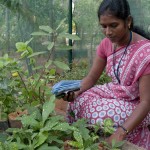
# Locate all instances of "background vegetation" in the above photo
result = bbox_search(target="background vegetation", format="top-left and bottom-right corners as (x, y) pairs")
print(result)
(0, 0), (149, 63)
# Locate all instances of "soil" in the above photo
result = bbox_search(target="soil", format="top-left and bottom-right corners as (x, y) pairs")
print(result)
(55, 99), (68, 117)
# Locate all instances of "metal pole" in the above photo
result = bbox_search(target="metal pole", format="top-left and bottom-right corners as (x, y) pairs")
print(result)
(68, 0), (72, 69)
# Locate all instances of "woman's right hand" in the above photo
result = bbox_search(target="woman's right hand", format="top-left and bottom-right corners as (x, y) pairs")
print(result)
(62, 90), (81, 102)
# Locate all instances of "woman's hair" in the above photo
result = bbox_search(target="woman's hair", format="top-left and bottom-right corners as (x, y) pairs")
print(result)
(98, 0), (150, 40)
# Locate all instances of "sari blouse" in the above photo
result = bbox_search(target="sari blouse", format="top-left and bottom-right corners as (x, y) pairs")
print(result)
(96, 38), (150, 101)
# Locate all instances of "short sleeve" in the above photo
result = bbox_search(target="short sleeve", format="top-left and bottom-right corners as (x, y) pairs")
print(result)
(96, 38), (112, 59)
(143, 63), (150, 76)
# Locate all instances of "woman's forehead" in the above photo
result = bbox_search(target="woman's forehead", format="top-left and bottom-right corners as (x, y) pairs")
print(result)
(100, 14), (123, 24)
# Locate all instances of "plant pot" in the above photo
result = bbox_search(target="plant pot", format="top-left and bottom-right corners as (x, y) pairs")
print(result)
(8, 110), (28, 128)
(0, 120), (9, 131)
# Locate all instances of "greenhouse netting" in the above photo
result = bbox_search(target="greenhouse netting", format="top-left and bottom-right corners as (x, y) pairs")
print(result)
(0, 0), (150, 70)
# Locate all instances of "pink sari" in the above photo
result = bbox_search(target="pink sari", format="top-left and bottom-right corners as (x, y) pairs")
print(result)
(67, 39), (150, 149)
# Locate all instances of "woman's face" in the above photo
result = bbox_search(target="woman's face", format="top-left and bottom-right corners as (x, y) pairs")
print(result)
(100, 13), (129, 45)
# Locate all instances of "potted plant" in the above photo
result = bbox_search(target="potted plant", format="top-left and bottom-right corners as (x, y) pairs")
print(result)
(0, 54), (23, 130)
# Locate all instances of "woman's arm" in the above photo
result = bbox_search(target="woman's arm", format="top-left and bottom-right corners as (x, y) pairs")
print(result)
(63, 55), (106, 101)
(108, 74), (150, 141)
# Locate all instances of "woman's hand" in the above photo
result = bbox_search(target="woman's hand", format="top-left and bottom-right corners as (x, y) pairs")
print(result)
(106, 131), (125, 144)
(98, 128), (126, 150)
(62, 90), (81, 102)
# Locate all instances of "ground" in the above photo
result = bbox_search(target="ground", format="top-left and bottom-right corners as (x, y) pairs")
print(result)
(55, 99), (68, 117)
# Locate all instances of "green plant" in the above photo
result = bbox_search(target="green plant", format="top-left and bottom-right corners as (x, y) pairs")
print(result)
(13, 20), (80, 106)
(102, 139), (124, 150)
(0, 96), (124, 150)
(0, 99), (95, 149)
(56, 60), (111, 85)
(0, 98), (123, 150)
(0, 54), (23, 120)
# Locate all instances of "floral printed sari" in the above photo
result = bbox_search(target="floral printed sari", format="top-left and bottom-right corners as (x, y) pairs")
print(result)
(67, 39), (150, 149)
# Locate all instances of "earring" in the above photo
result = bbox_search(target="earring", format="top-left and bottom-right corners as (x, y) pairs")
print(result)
(128, 24), (131, 29)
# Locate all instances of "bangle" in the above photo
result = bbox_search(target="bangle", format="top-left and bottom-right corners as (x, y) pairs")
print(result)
(119, 125), (129, 134)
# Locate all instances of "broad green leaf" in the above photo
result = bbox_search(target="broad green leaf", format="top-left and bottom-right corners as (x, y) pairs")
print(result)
(47, 134), (64, 144)
(52, 123), (70, 131)
(104, 118), (114, 126)
(34, 131), (49, 148)
(16, 42), (27, 51)
(45, 60), (53, 68)
(56, 45), (72, 50)
(47, 42), (54, 50)
(37, 144), (60, 150)
(68, 126), (79, 132)
(53, 61), (70, 70)
(49, 68), (56, 75)
(20, 113), (39, 128)
(39, 25), (53, 33)
(58, 33), (80, 40)
(42, 100), (55, 124)
(41, 120), (58, 132)
(27, 51), (48, 58)
(67, 141), (81, 148)
(15, 143), (27, 149)
(49, 115), (64, 122)
(104, 126), (114, 135)
(73, 131), (83, 144)
(31, 32), (49, 36)
(8, 142), (19, 150)
(78, 126), (90, 141)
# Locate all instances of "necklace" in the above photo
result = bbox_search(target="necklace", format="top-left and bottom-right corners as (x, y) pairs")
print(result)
(113, 31), (132, 84)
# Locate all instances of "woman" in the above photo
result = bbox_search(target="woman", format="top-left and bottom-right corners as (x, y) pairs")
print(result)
(65, 0), (150, 149)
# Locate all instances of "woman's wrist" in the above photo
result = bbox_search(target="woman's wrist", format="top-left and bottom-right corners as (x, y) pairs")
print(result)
(119, 125), (129, 135)
(115, 127), (127, 139)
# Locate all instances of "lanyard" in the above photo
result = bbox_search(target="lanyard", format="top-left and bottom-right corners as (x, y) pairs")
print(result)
(113, 31), (132, 84)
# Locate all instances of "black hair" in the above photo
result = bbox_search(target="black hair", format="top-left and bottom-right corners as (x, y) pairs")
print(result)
(98, 0), (150, 40)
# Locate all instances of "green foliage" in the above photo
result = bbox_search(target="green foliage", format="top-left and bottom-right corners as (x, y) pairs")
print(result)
(102, 118), (115, 136)
(56, 60), (111, 85)
(0, 100), (122, 150)
(13, 23), (81, 106)
(0, 54), (22, 119)
(0, 20), (81, 120)
(102, 139), (125, 150)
